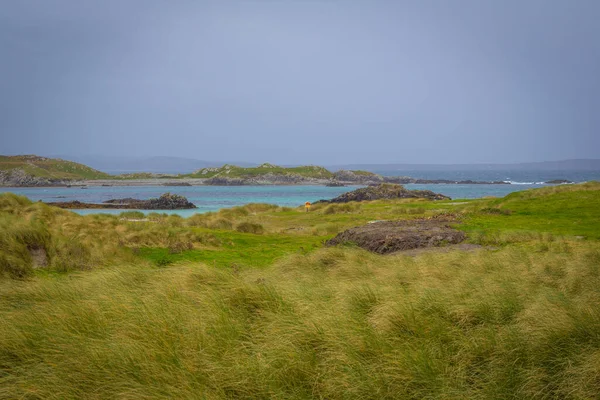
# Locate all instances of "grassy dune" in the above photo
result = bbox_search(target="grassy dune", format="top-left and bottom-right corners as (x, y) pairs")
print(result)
(1, 183), (600, 399)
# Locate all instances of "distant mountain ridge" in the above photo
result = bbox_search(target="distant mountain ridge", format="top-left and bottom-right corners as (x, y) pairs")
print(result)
(328, 159), (600, 172)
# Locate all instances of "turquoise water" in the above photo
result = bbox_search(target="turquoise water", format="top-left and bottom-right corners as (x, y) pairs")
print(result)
(373, 169), (600, 183)
(0, 182), (568, 216)
(1, 186), (359, 217)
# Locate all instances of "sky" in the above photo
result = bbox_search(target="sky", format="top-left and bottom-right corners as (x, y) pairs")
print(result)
(1, 0), (599, 165)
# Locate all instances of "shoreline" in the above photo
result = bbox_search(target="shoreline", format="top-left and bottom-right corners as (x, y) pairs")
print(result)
(0, 179), (575, 188)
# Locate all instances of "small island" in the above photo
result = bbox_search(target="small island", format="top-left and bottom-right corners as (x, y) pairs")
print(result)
(316, 183), (450, 203)
(48, 193), (197, 210)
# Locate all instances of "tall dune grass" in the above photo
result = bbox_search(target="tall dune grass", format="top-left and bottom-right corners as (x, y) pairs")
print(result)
(1, 186), (600, 398)
(1, 243), (599, 398)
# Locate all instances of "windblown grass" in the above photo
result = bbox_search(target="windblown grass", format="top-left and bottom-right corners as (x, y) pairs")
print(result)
(1, 242), (599, 398)
(1, 183), (600, 398)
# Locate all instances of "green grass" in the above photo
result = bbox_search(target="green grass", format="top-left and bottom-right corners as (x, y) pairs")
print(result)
(2, 243), (599, 398)
(187, 163), (334, 179)
(0, 155), (111, 180)
(138, 229), (324, 268)
(1, 155), (387, 183)
(1, 183), (600, 398)
(460, 181), (600, 240)
(345, 169), (378, 176)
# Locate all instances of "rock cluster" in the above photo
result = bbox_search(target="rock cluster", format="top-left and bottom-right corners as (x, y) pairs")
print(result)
(317, 183), (450, 203)
(332, 170), (383, 184)
(326, 219), (466, 254)
(49, 193), (197, 210)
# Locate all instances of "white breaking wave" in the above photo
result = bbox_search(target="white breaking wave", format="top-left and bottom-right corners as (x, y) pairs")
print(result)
(503, 181), (547, 185)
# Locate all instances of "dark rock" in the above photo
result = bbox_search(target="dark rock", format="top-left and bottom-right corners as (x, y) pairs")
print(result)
(332, 170), (383, 184)
(205, 177), (248, 186)
(546, 179), (573, 184)
(49, 193), (197, 210)
(326, 219), (466, 254)
(318, 183), (450, 204)
(163, 182), (192, 186)
(325, 181), (346, 187)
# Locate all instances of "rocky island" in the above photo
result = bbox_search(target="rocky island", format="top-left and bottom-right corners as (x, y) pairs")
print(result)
(316, 183), (450, 203)
(48, 193), (197, 210)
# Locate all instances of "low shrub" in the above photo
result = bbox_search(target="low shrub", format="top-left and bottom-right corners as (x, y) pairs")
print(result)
(51, 237), (92, 272)
(147, 212), (168, 222)
(0, 215), (51, 278)
(243, 203), (279, 213)
(209, 218), (233, 230)
(166, 214), (184, 227)
(119, 211), (145, 219)
(323, 203), (360, 215)
(220, 207), (250, 218)
(0, 193), (31, 212)
(186, 214), (209, 227)
(236, 222), (265, 234)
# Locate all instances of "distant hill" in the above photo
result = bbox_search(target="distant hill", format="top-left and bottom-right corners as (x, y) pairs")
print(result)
(187, 163), (334, 180)
(0, 155), (111, 185)
(329, 159), (600, 172)
(53, 155), (256, 174)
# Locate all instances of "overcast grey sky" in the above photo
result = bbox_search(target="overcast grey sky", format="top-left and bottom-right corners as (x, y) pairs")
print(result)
(1, 0), (599, 164)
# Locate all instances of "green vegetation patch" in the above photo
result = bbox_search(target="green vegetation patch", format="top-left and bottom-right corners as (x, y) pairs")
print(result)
(1, 183), (600, 398)
(460, 181), (600, 240)
(187, 163), (333, 179)
(138, 229), (324, 268)
(0, 155), (111, 180)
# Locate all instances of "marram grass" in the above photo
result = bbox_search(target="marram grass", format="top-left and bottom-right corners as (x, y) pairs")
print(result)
(0, 183), (599, 399)
(1, 244), (599, 399)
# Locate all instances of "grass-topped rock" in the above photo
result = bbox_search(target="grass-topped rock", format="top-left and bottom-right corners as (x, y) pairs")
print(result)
(319, 183), (450, 203)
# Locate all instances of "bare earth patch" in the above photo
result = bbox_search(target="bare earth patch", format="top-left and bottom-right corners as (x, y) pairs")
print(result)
(326, 219), (467, 254)
(29, 247), (48, 268)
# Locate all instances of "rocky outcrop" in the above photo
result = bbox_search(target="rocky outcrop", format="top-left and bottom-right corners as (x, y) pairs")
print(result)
(204, 170), (391, 186)
(205, 173), (326, 186)
(325, 181), (346, 187)
(49, 193), (197, 210)
(332, 170), (383, 184)
(545, 179), (573, 184)
(326, 219), (466, 254)
(163, 182), (192, 186)
(317, 183), (450, 203)
(0, 168), (71, 187)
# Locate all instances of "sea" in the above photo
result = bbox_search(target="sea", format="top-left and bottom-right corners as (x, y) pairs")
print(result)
(2, 170), (598, 217)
